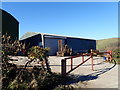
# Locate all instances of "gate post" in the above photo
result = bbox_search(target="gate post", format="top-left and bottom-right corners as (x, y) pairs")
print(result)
(109, 50), (113, 60)
(61, 59), (66, 76)
(91, 53), (94, 71)
(82, 55), (84, 63)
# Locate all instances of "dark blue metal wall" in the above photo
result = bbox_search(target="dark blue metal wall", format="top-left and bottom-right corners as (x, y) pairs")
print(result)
(44, 37), (65, 55)
(20, 33), (96, 55)
(66, 37), (96, 53)
(20, 34), (42, 48)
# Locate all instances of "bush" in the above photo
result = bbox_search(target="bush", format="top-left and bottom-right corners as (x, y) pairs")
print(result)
(4, 67), (74, 90)
(2, 34), (26, 56)
(112, 48), (120, 64)
(54, 85), (74, 90)
(113, 48), (120, 58)
(1, 34), (75, 90)
(27, 46), (51, 73)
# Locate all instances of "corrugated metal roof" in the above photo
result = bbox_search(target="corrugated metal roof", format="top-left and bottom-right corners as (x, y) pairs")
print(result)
(20, 32), (96, 41)
(20, 32), (39, 40)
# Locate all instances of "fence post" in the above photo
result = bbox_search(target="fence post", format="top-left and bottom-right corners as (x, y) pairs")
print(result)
(61, 59), (66, 76)
(91, 53), (94, 71)
(107, 50), (113, 62)
(82, 55), (84, 63)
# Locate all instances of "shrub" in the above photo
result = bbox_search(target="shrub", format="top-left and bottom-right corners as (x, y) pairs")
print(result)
(1, 34), (75, 90)
(2, 34), (26, 56)
(27, 46), (51, 73)
(112, 48), (120, 64)
(113, 48), (120, 58)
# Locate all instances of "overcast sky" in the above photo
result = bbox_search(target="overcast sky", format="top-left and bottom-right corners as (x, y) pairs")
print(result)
(2, 2), (118, 40)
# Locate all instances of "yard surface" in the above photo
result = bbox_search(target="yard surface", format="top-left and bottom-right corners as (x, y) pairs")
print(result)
(10, 56), (118, 88)
(48, 56), (118, 88)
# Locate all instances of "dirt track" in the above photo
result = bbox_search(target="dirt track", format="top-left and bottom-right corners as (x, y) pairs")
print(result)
(48, 56), (118, 88)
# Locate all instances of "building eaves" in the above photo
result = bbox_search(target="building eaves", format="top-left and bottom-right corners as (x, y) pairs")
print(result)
(20, 32), (96, 41)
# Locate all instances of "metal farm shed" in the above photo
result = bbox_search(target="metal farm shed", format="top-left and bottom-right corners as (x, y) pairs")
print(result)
(1, 9), (19, 40)
(20, 32), (96, 55)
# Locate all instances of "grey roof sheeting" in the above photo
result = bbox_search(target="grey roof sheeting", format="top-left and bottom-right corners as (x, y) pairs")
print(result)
(20, 32), (96, 41)
(20, 32), (39, 40)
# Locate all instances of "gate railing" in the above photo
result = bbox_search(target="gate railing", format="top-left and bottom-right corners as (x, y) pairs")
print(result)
(61, 50), (112, 76)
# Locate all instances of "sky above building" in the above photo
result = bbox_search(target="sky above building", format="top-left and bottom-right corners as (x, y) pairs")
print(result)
(2, 2), (118, 40)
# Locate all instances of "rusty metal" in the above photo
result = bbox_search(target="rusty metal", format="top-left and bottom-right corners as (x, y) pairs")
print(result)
(61, 50), (113, 76)
(82, 55), (84, 63)
(66, 56), (92, 75)
(91, 53), (94, 71)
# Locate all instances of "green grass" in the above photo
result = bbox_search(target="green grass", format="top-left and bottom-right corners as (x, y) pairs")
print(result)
(97, 38), (119, 50)
(97, 38), (120, 64)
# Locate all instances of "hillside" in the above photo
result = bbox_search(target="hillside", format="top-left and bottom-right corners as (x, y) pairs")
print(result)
(97, 38), (119, 50)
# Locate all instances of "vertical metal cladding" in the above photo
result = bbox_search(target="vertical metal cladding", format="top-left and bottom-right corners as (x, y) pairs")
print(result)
(1, 9), (19, 40)
(20, 34), (42, 49)
(66, 37), (96, 53)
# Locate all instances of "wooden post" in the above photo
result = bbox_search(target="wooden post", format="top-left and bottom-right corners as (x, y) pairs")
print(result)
(91, 53), (94, 71)
(82, 55), (84, 63)
(61, 59), (66, 76)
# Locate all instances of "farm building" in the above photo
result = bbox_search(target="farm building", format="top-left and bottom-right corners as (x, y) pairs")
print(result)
(20, 32), (96, 55)
(0, 9), (19, 40)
